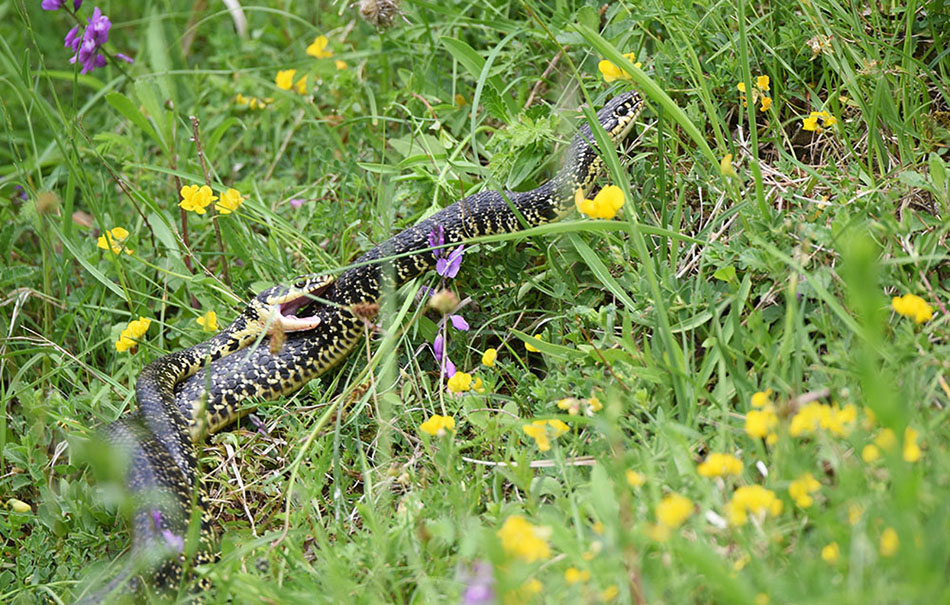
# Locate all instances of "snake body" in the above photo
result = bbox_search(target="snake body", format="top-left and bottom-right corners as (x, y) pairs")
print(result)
(89, 91), (643, 599)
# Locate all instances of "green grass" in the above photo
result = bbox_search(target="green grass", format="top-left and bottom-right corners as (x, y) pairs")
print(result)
(2, 0), (950, 602)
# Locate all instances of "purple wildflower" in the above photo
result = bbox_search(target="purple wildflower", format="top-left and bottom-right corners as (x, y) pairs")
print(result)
(151, 508), (162, 528)
(460, 561), (495, 605)
(449, 314), (469, 331)
(432, 334), (456, 377)
(428, 224), (445, 250)
(161, 528), (185, 552)
(436, 245), (464, 278)
(73, 0), (82, 9)
(289, 198), (306, 209)
(64, 7), (123, 74)
(41, 0), (65, 10)
(12, 186), (28, 202)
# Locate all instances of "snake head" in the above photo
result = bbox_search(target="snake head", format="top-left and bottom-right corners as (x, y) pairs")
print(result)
(598, 91), (643, 144)
(253, 273), (335, 333)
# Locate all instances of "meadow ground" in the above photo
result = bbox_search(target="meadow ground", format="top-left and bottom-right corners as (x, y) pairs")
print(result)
(1, 0), (949, 603)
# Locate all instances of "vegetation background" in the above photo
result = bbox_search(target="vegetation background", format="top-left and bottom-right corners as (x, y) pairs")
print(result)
(1, 0), (949, 602)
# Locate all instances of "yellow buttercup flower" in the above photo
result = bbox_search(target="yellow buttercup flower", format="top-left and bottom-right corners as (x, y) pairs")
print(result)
(751, 389), (773, 408)
(524, 334), (544, 352)
(656, 492), (693, 528)
(598, 52), (642, 82)
(575, 185), (625, 219)
(903, 427), (921, 462)
(759, 96), (772, 112)
(335, 60), (347, 70)
(789, 402), (857, 437)
(891, 293), (933, 324)
(215, 188), (244, 214)
(720, 153), (737, 177)
(821, 542), (840, 564)
(295, 75), (308, 95)
(788, 473), (821, 508)
(725, 485), (782, 526)
(625, 469), (646, 487)
(879, 527), (899, 557)
(481, 348), (497, 367)
(745, 407), (778, 442)
(862, 444), (880, 462)
(497, 515), (551, 562)
(196, 311), (218, 333)
(179, 184), (216, 215)
(115, 316), (151, 352)
(419, 414), (456, 436)
(306, 35), (333, 59)
(522, 419), (569, 452)
(275, 69), (297, 90)
(874, 428), (897, 451)
(756, 75), (770, 91)
(802, 111), (836, 132)
(97, 226), (133, 255)
(697, 453), (744, 478)
(446, 371), (473, 393)
(564, 567), (591, 584)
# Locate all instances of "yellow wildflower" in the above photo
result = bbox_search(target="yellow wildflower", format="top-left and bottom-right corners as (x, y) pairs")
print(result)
(497, 515), (551, 562)
(215, 188), (244, 214)
(879, 527), (899, 557)
(601, 585), (620, 601)
(575, 185), (625, 220)
(196, 311), (218, 332)
(335, 60), (347, 70)
(115, 316), (151, 352)
(598, 52), (642, 82)
(891, 293), (933, 324)
(625, 469), (646, 487)
(295, 75), (308, 95)
(720, 153), (736, 177)
(903, 427), (921, 462)
(523, 578), (542, 595)
(454, 94), (466, 107)
(802, 111), (836, 132)
(419, 414), (456, 436)
(564, 567), (591, 584)
(788, 473), (821, 508)
(862, 444), (880, 463)
(789, 402), (857, 437)
(847, 504), (863, 526)
(522, 419), (568, 452)
(524, 334), (544, 352)
(472, 376), (485, 394)
(447, 371), (473, 393)
(481, 348), (497, 367)
(697, 453), (744, 478)
(179, 184), (216, 215)
(751, 389), (773, 408)
(656, 492), (693, 528)
(235, 94), (271, 110)
(821, 542), (840, 564)
(275, 69), (297, 90)
(759, 96), (772, 112)
(756, 75), (770, 91)
(725, 485), (783, 526)
(306, 35), (333, 59)
(745, 407), (778, 442)
(874, 428), (897, 450)
(737, 81), (747, 93)
(557, 397), (581, 415)
(97, 226), (133, 255)
(587, 395), (603, 413)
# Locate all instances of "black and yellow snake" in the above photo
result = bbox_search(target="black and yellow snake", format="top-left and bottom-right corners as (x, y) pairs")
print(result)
(86, 91), (643, 600)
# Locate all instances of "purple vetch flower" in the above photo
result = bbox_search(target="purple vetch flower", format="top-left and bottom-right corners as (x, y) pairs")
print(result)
(41, 0), (65, 10)
(449, 314), (469, 331)
(289, 198), (306, 209)
(432, 333), (456, 377)
(12, 186), (28, 202)
(162, 528), (185, 552)
(460, 561), (495, 605)
(62, 6), (127, 74)
(436, 245), (464, 278)
(428, 224), (445, 250)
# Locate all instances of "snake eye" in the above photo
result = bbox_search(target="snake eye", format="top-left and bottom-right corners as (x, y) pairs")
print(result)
(293, 277), (308, 289)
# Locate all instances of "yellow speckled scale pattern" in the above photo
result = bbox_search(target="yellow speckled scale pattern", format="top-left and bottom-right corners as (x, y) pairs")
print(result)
(91, 92), (643, 601)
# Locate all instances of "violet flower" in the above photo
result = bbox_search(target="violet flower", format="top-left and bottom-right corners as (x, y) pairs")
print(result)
(63, 6), (128, 74)
(432, 333), (456, 377)
(289, 198), (306, 209)
(460, 561), (495, 605)
(436, 245), (464, 278)
(449, 314), (469, 331)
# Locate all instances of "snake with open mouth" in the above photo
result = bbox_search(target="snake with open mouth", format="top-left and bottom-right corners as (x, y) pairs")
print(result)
(84, 91), (644, 600)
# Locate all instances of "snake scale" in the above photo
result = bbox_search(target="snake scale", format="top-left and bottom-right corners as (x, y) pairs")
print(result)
(85, 91), (643, 600)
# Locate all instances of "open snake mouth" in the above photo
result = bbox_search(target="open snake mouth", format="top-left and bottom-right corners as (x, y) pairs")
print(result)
(276, 282), (332, 332)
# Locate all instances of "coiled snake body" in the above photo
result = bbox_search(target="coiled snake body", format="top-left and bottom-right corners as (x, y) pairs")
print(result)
(88, 91), (643, 600)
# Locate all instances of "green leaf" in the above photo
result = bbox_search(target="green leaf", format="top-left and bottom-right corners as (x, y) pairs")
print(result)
(929, 152), (946, 198)
(568, 234), (638, 310)
(105, 92), (164, 152)
(713, 265), (737, 282)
